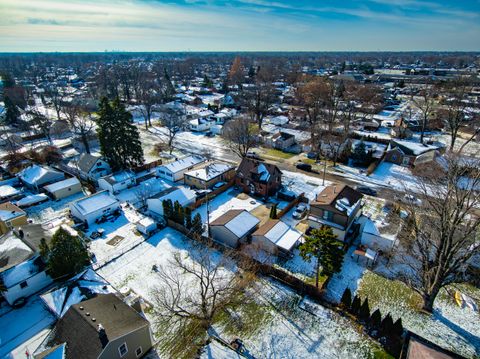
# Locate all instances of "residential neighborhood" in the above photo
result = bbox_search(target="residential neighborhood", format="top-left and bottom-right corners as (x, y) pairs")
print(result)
(1, 4), (480, 358)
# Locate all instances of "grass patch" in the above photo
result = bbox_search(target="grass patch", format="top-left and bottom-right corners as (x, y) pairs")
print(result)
(263, 148), (295, 159)
(357, 271), (422, 311)
(304, 273), (329, 288)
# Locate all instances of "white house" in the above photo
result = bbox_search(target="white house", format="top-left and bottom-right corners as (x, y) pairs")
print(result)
(98, 171), (136, 195)
(252, 219), (302, 256)
(0, 225), (54, 306)
(44, 177), (83, 200)
(76, 153), (112, 181)
(210, 209), (260, 248)
(17, 165), (65, 190)
(189, 118), (213, 132)
(156, 155), (206, 182)
(69, 191), (120, 225)
(147, 187), (196, 218)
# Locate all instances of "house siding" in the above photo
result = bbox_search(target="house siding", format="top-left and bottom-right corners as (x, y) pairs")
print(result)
(0, 215), (28, 235)
(99, 326), (153, 359)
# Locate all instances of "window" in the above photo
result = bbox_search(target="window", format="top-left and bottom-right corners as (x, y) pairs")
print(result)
(135, 347), (143, 357)
(118, 343), (128, 357)
(20, 281), (28, 289)
(322, 211), (333, 221)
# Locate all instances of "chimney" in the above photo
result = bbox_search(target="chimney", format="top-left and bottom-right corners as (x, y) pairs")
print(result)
(97, 324), (109, 348)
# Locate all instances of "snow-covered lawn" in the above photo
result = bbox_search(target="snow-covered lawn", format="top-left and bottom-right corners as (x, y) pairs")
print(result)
(0, 297), (55, 358)
(24, 191), (86, 224)
(370, 162), (419, 192)
(281, 170), (331, 201)
(193, 189), (262, 223)
(114, 177), (172, 206)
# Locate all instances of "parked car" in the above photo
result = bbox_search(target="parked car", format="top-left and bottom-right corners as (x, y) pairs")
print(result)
(292, 203), (308, 219)
(395, 194), (422, 206)
(296, 162), (312, 172)
(355, 185), (377, 196)
(246, 151), (262, 160)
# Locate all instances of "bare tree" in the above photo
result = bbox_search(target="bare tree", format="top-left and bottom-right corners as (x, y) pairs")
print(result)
(151, 247), (254, 355)
(44, 86), (64, 121)
(134, 182), (154, 209)
(398, 153), (480, 312)
(161, 106), (187, 155)
(296, 76), (327, 144)
(410, 84), (438, 144)
(27, 109), (53, 144)
(62, 104), (94, 154)
(222, 116), (258, 158)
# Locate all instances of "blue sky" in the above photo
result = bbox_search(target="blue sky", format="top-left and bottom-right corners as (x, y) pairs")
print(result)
(0, 0), (479, 52)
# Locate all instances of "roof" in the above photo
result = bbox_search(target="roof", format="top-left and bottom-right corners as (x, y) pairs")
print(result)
(236, 158), (281, 183)
(150, 186), (196, 204)
(402, 331), (465, 359)
(0, 232), (34, 274)
(77, 153), (102, 173)
(100, 171), (135, 185)
(44, 177), (81, 193)
(35, 343), (66, 359)
(41, 293), (149, 359)
(15, 224), (53, 253)
(184, 162), (234, 181)
(70, 191), (119, 216)
(17, 165), (64, 186)
(253, 219), (302, 251)
(160, 155), (205, 174)
(211, 209), (259, 238)
(0, 184), (21, 199)
(0, 202), (26, 222)
(390, 139), (441, 156)
(313, 184), (363, 216)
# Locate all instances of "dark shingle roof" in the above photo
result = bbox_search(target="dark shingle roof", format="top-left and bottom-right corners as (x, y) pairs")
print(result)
(210, 209), (244, 226)
(314, 184), (362, 207)
(43, 294), (149, 359)
(78, 154), (101, 174)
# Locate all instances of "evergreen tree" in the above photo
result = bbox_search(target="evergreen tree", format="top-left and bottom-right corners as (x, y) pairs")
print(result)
(370, 309), (382, 331)
(299, 226), (344, 287)
(184, 206), (192, 228)
(44, 227), (90, 280)
(191, 213), (204, 237)
(352, 140), (373, 167)
(350, 295), (361, 315)
(380, 313), (394, 337)
(202, 75), (213, 88)
(340, 287), (352, 310)
(359, 297), (371, 322)
(162, 199), (173, 220)
(4, 96), (20, 125)
(172, 200), (185, 225)
(163, 68), (176, 99)
(97, 97), (144, 171)
(392, 318), (404, 338)
(269, 204), (277, 219)
(39, 238), (50, 258)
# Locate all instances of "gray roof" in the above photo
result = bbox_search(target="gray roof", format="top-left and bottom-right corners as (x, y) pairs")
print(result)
(78, 153), (102, 174)
(42, 294), (149, 359)
(0, 232), (34, 273)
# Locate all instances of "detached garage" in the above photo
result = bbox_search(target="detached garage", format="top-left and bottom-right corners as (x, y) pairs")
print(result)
(44, 177), (83, 200)
(210, 209), (260, 248)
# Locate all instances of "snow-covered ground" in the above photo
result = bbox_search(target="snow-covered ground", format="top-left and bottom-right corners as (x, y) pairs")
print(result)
(0, 297), (55, 358)
(281, 170), (331, 201)
(24, 191), (86, 223)
(115, 177), (172, 206)
(370, 162), (419, 192)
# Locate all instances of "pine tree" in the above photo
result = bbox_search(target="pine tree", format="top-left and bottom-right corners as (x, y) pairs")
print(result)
(172, 200), (184, 225)
(392, 318), (404, 338)
(269, 204), (277, 219)
(340, 287), (352, 310)
(350, 295), (361, 315)
(184, 206), (192, 228)
(162, 199), (173, 220)
(359, 298), (371, 322)
(369, 309), (382, 331)
(4, 96), (20, 125)
(191, 213), (204, 237)
(39, 238), (50, 258)
(45, 227), (90, 280)
(97, 97), (144, 171)
(380, 313), (394, 337)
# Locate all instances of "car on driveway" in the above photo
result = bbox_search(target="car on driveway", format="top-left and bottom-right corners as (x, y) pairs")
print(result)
(296, 162), (312, 172)
(355, 185), (377, 196)
(292, 203), (308, 219)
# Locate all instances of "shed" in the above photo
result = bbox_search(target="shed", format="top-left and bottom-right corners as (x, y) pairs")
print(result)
(210, 209), (260, 248)
(44, 177), (83, 200)
(69, 191), (120, 225)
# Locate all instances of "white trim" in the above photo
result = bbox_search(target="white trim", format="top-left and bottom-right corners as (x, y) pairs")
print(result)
(118, 342), (128, 357)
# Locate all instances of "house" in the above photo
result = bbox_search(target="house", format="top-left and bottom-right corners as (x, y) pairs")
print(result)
(308, 184), (363, 241)
(76, 153), (112, 181)
(69, 191), (120, 225)
(210, 209), (260, 248)
(34, 293), (153, 359)
(146, 187), (196, 218)
(189, 118), (213, 132)
(0, 184), (22, 203)
(400, 331), (465, 359)
(17, 165), (65, 190)
(184, 162), (235, 189)
(0, 225), (53, 305)
(384, 139), (444, 167)
(272, 131), (296, 151)
(44, 177), (83, 200)
(98, 171), (136, 195)
(0, 202), (27, 235)
(156, 155), (206, 182)
(235, 158), (282, 198)
(252, 219), (302, 256)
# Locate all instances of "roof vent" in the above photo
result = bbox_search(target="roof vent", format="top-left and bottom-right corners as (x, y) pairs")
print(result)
(91, 317), (96, 322)
(86, 312), (90, 316)
(79, 306), (84, 310)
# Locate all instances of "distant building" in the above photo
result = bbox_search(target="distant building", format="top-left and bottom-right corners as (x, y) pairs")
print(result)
(17, 165), (65, 191)
(35, 293), (154, 359)
(384, 139), (444, 167)
(146, 187), (196, 218)
(156, 155), (205, 182)
(98, 171), (136, 195)
(76, 154), (112, 181)
(44, 177), (83, 200)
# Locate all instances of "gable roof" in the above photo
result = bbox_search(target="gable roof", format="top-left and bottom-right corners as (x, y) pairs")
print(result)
(236, 158), (281, 183)
(390, 140), (441, 156)
(77, 154), (102, 174)
(160, 155), (205, 174)
(0, 202), (26, 222)
(42, 294), (149, 359)
(70, 191), (119, 216)
(44, 177), (81, 193)
(211, 209), (259, 238)
(313, 184), (363, 215)
(253, 219), (302, 251)
(17, 165), (64, 186)
(0, 232), (34, 274)
(184, 162), (234, 181)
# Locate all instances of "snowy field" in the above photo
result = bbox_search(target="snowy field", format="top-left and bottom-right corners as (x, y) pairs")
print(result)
(0, 297), (55, 358)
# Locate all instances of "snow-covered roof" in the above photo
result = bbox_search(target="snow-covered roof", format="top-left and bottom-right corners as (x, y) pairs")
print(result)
(256, 164), (271, 182)
(151, 186), (196, 205)
(2, 257), (39, 288)
(44, 177), (80, 193)
(212, 210), (259, 238)
(160, 155), (205, 174)
(261, 220), (302, 251)
(17, 165), (64, 186)
(0, 185), (21, 198)
(184, 162), (233, 181)
(391, 139), (441, 156)
(0, 232), (33, 274)
(16, 193), (49, 207)
(101, 171), (135, 185)
(70, 191), (119, 215)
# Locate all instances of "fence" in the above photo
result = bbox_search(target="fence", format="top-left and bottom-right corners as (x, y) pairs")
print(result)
(277, 193), (305, 219)
(188, 179), (235, 210)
